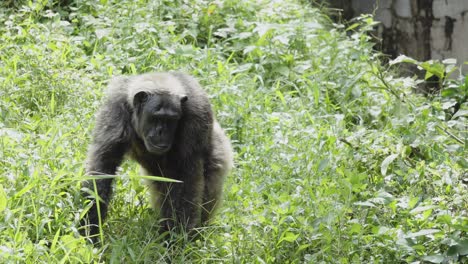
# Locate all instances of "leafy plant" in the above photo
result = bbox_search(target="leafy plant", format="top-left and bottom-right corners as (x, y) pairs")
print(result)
(0, 0), (466, 263)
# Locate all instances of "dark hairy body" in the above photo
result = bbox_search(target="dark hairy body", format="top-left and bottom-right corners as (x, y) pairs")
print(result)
(81, 72), (233, 238)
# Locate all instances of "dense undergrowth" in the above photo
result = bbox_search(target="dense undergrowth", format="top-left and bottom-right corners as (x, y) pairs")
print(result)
(0, 0), (466, 263)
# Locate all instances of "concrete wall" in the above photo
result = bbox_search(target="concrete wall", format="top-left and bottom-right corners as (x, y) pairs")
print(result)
(324, 0), (468, 72)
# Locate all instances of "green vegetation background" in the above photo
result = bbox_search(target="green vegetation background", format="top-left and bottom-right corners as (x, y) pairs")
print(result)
(0, 0), (466, 263)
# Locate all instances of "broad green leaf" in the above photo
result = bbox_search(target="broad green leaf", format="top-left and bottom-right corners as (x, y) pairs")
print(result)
(410, 205), (436, 214)
(277, 232), (299, 245)
(274, 66), (290, 77)
(354, 201), (375, 207)
(458, 240), (468, 256)
(318, 158), (329, 172)
(381, 154), (398, 176)
(389, 55), (417, 65)
(424, 71), (434, 80)
(405, 229), (440, 238)
(441, 87), (458, 97)
(442, 58), (457, 64)
(421, 255), (444, 263)
(452, 109), (468, 119)
(442, 100), (457, 110)
(420, 61), (445, 79)
(447, 245), (458, 257)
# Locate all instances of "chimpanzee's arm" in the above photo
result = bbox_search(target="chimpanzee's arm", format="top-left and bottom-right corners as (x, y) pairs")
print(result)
(80, 94), (132, 239)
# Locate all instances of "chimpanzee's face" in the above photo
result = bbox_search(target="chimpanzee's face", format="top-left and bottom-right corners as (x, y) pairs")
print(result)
(133, 92), (187, 154)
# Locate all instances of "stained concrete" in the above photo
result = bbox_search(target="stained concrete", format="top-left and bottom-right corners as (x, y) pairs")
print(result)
(323, 0), (468, 73)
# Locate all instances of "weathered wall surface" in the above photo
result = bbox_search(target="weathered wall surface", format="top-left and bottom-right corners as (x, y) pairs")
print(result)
(431, 0), (468, 62)
(324, 0), (468, 71)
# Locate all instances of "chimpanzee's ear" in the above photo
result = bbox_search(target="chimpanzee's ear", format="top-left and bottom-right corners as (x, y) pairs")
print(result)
(180, 95), (188, 103)
(133, 91), (149, 108)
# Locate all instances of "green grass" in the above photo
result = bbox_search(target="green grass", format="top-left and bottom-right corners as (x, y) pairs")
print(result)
(0, 0), (467, 263)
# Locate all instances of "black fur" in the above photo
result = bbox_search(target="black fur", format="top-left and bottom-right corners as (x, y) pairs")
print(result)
(80, 72), (233, 239)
